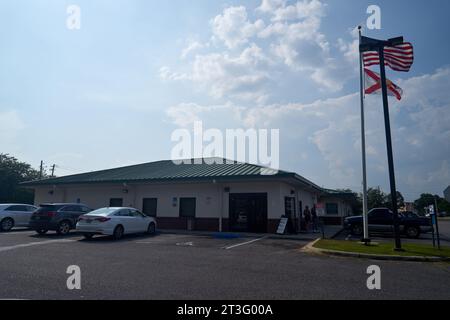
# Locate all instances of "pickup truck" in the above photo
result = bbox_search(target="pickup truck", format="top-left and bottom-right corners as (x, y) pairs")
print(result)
(344, 208), (433, 239)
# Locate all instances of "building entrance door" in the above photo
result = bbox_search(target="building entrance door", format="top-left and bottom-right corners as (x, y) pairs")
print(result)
(229, 193), (268, 233)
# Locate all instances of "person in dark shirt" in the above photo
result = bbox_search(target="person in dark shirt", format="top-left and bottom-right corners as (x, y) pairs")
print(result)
(303, 206), (311, 232)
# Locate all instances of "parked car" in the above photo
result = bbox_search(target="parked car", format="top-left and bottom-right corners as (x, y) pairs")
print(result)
(29, 203), (92, 235)
(402, 211), (421, 219)
(344, 208), (433, 239)
(76, 207), (157, 240)
(0, 204), (38, 231)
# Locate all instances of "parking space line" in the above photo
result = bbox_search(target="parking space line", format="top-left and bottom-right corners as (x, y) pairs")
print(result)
(0, 231), (35, 236)
(223, 236), (267, 250)
(0, 239), (75, 253)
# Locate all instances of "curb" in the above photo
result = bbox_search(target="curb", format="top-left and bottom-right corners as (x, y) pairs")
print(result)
(330, 227), (345, 239)
(159, 230), (317, 242)
(302, 239), (450, 262)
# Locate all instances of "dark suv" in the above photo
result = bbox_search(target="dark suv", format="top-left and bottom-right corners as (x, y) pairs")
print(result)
(344, 208), (433, 239)
(30, 203), (92, 235)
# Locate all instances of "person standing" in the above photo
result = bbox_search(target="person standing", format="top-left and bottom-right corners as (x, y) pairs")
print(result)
(303, 206), (311, 232)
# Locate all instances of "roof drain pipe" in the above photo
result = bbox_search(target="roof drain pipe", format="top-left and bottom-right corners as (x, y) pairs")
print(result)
(214, 179), (223, 233)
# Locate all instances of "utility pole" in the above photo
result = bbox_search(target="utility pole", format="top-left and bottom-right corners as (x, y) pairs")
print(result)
(39, 160), (44, 179)
(434, 196), (441, 250)
(51, 164), (56, 177)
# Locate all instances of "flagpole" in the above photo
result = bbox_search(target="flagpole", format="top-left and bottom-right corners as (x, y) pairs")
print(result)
(378, 46), (403, 251)
(358, 26), (370, 244)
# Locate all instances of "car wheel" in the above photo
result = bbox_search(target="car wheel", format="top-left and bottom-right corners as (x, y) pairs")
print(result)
(351, 224), (363, 236)
(0, 218), (14, 232)
(36, 229), (48, 235)
(113, 225), (124, 240)
(147, 222), (156, 235)
(405, 226), (420, 239)
(56, 221), (71, 235)
(83, 233), (94, 240)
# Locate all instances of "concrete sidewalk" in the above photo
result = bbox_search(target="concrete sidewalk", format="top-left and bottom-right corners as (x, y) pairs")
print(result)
(159, 225), (343, 241)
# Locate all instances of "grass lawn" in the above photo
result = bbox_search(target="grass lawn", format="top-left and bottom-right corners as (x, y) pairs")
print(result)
(314, 239), (450, 258)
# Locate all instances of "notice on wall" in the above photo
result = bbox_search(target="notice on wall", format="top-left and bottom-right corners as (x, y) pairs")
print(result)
(316, 202), (325, 216)
(276, 217), (288, 234)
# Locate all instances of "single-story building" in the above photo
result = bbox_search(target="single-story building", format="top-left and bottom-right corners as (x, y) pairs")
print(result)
(21, 158), (356, 233)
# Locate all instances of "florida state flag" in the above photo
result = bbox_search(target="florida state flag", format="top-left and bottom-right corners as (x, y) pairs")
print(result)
(364, 68), (403, 100)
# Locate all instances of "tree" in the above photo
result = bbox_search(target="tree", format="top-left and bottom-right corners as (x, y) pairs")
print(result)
(384, 191), (405, 210)
(367, 187), (386, 209)
(437, 197), (450, 213)
(0, 154), (43, 204)
(414, 193), (450, 214)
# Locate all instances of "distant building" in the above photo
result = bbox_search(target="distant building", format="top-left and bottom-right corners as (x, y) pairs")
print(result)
(400, 202), (416, 213)
(444, 186), (450, 202)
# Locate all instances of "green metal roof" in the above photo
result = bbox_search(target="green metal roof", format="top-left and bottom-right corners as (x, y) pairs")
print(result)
(21, 158), (322, 190)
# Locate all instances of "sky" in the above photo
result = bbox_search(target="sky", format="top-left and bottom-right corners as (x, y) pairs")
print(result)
(1, 0), (449, 201)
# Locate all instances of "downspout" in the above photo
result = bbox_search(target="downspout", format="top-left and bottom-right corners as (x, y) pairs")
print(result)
(215, 180), (223, 232)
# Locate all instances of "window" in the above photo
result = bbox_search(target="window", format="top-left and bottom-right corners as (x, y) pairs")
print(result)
(370, 209), (392, 219)
(142, 198), (157, 217)
(5, 205), (28, 212)
(179, 198), (196, 218)
(326, 203), (339, 215)
(80, 206), (91, 213)
(131, 210), (145, 218)
(61, 206), (82, 212)
(109, 198), (123, 207)
(115, 209), (131, 217)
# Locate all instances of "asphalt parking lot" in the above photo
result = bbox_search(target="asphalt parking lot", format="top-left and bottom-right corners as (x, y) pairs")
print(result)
(0, 229), (449, 300)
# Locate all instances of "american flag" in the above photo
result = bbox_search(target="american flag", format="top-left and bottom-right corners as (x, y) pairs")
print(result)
(363, 42), (414, 72)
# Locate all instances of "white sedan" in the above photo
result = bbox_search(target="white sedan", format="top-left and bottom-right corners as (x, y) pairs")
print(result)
(76, 207), (157, 240)
(0, 204), (38, 231)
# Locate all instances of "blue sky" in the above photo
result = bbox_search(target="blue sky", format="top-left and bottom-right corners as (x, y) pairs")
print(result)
(1, 0), (449, 201)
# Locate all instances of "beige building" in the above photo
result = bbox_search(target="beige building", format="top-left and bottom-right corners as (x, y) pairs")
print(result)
(23, 158), (355, 233)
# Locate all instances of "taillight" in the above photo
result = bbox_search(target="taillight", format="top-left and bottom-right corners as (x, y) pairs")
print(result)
(96, 217), (111, 223)
(47, 211), (56, 217)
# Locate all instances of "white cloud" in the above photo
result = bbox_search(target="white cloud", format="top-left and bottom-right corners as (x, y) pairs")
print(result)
(166, 67), (450, 199)
(270, 0), (326, 22)
(181, 40), (205, 59)
(159, 66), (188, 81)
(257, 0), (286, 13)
(161, 0), (359, 100)
(211, 6), (265, 49)
(161, 43), (272, 103)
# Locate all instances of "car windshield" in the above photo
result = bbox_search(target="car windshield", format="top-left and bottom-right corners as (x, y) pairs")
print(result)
(85, 208), (118, 216)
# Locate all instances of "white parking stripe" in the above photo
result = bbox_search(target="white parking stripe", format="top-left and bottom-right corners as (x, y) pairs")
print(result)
(223, 236), (267, 250)
(0, 239), (75, 253)
(0, 231), (34, 235)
